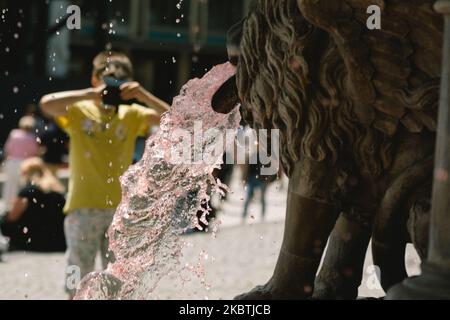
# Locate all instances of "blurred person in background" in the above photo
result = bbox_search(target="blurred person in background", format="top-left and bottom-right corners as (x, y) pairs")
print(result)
(39, 121), (69, 174)
(25, 103), (68, 173)
(39, 51), (169, 298)
(241, 161), (276, 224)
(0, 157), (66, 252)
(1, 116), (41, 211)
(240, 125), (278, 223)
(24, 103), (46, 136)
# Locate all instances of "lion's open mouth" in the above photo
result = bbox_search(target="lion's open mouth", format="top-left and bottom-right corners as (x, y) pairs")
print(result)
(211, 19), (244, 114)
(211, 75), (239, 114)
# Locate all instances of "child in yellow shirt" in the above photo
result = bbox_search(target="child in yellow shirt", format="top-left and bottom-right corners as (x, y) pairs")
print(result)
(40, 51), (169, 298)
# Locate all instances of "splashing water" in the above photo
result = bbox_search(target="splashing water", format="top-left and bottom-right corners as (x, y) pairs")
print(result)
(74, 62), (240, 300)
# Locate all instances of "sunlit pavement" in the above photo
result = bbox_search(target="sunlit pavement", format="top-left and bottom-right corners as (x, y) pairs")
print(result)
(0, 168), (420, 300)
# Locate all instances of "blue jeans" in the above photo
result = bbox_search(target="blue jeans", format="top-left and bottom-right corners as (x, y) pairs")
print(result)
(242, 176), (267, 220)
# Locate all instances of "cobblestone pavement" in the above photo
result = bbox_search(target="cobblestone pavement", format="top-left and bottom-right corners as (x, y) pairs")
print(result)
(0, 169), (420, 300)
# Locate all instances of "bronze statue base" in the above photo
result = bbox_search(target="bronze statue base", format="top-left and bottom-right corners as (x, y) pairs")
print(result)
(386, 263), (450, 300)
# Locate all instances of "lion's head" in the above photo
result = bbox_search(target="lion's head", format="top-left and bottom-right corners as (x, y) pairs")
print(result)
(235, 0), (392, 177)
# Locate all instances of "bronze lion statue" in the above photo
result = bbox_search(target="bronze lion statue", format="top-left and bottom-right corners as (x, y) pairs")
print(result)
(213, 0), (442, 299)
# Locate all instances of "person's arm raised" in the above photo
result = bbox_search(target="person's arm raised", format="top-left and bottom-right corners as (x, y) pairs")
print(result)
(40, 86), (104, 118)
(120, 82), (170, 116)
(6, 197), (28, 223)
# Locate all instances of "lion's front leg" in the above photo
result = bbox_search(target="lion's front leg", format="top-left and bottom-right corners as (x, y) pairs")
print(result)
(313, 213), (372, 299)
(235, 160), (341, 300)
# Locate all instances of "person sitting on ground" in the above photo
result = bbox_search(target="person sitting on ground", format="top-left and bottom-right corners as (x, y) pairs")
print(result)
(0, 157), (66, 252)
(1, 116), (41, 211)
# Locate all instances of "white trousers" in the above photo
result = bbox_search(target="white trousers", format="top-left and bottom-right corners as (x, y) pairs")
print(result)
(1, 159), (23, 211)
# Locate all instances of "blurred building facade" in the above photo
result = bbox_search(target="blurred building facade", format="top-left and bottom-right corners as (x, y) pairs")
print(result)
(0, 0), (251, 153)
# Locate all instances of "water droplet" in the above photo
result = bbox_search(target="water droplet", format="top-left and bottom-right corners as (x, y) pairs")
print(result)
(73, 62), (239, 300)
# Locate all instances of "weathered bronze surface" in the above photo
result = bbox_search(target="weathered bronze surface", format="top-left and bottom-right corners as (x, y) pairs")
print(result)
(387, 0), (450, 299)
(213, 0), (447, 299)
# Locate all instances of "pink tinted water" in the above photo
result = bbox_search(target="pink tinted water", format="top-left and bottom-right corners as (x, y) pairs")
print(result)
(74, 62), (240, 299)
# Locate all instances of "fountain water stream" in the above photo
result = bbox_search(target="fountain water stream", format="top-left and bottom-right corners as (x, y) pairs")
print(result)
(74, 62), (240, 300)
